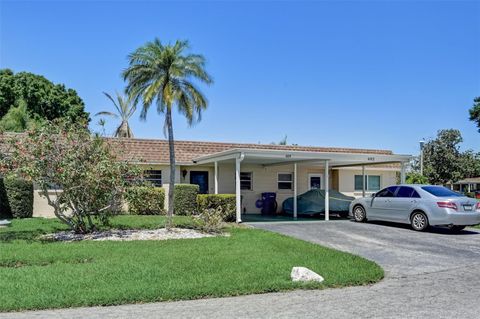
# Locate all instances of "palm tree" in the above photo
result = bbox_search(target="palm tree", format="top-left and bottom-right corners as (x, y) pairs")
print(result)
(123, 39), (213, 227)
(95, 92), (136, 138)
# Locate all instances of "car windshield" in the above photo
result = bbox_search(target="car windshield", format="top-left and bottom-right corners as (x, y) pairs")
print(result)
(421, 186), (463, 197)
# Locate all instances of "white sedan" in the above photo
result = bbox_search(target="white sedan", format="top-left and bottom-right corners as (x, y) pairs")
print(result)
(349, 185), (480, 232)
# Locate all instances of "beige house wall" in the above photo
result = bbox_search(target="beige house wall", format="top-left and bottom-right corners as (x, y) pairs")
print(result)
(32, 163), (399, 217)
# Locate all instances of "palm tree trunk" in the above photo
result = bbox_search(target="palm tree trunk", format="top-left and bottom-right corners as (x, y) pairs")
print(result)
(166, 107), (175, 229)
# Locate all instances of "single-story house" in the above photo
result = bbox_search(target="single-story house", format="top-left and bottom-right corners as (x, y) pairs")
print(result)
(448, 177), (480, 193)
(29, 137), (411, 221)
(109, 138), (411, 222)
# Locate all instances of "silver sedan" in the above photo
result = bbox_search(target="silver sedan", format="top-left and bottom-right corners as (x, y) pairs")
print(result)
(349, 184), (480, 232)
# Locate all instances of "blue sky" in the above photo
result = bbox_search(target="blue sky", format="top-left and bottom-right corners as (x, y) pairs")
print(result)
(1, 0), (479, 155)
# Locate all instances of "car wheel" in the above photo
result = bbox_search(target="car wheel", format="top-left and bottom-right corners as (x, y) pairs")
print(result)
(353, 205), (366, 222)
(411, 211), (428, 231)
(447, 225), (466, 233)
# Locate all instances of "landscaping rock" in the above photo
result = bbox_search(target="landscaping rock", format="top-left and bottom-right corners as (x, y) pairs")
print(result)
(0, 219), (11, 228)
(41, 228), (228, 242)
(291, 267), (324, 283)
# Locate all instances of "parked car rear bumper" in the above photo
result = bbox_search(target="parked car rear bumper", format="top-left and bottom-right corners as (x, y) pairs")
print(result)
(433, 212), (480, 226)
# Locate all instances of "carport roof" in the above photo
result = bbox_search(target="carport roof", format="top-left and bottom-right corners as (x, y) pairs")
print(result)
(193, 148), (411, 167)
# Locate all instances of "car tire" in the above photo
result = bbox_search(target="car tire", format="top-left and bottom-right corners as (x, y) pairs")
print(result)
(353, 205), (367, 222)
(447, 225), (466, 233)
(410, 211), (429, 231)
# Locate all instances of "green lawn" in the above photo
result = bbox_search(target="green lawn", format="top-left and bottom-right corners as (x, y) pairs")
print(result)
(0, 216), (383, 312)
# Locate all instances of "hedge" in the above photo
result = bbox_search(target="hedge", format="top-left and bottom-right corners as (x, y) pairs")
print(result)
(125, 186), (165, 215)
(174, 184), (199, 215)
(0, 177), (34, 218)
(197, 194), (236, 222)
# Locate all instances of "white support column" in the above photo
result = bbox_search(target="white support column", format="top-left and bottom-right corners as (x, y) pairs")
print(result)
(214, 161), (218, 194)
(400, 162), (406, 184)
(362, 165), (366, 198)
(235, 153), (244, 223)
(325, 160), (329, 221)
(293, 162), (297, 220)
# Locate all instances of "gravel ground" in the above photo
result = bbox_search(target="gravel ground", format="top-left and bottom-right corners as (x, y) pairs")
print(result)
(41, 228), (218, 242)
(3, 220), (480, 319)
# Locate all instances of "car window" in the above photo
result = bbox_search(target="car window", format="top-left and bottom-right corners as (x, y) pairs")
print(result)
(376, 186), (397, 198)
(396, 186), (415, 198)
(421, 186), (463, 197)
(411, 190), (421, 198)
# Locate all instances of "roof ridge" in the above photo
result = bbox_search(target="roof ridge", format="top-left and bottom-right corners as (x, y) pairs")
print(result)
(103, 137), (393, 154)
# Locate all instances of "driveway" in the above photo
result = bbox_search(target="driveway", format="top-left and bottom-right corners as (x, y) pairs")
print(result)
(2, 221), (480, 319)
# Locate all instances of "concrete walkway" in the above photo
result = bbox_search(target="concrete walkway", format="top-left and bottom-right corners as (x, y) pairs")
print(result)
(2, 221), (480, 319)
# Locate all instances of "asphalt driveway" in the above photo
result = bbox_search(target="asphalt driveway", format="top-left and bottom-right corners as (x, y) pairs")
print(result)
(2, 221), (480, 319)
(254, 220), (480, 278)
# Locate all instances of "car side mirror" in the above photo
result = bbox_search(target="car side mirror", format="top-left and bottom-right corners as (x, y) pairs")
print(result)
(371, 193), (375, 198)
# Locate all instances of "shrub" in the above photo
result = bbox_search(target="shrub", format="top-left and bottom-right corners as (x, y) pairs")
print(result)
(1, 120), (139, 233)
(1, 177), (33, 218)
(464, 192), (475, 198)
(195, 206), (227, 233)
(197, 194), (236, 222)
(125, 186), (165, 215)
(173, 184), (199, 215)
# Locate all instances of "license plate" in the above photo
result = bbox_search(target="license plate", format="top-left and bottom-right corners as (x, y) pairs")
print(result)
(463, 205), (473, 211)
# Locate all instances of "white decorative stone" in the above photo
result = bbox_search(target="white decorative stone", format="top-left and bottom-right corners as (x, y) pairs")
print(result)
(291, 267), (324, 283)
(41, 228), (229, 242)
(0, 219), (11, 227)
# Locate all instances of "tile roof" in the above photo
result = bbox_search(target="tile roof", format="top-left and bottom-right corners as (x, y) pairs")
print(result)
(105, 137), (394, 165)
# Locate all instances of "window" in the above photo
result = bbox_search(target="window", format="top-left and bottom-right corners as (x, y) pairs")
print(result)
(278, 173), (293, 190)
(376, 186), (398, 198)
(396, 186), (416, 198)
(421, 186), (462, 197)
(144, 170), (162, 187)
(240, 172), (252, 190)
(367, 176), (381, 191)
(354, 175), (381, 191)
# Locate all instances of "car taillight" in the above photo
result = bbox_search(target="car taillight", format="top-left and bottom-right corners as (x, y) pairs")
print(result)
(476, 202), (480, 211)
(437, 201), (458, 211)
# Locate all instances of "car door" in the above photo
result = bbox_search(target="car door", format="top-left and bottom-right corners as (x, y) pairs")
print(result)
(369, 186), (398, 221)
(389, 186), (418, 223)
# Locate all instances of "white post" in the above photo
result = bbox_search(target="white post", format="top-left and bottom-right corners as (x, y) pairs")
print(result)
(293, 162), (297, 220)
(362, 165), (366, 197)
(214, 161), (218, 195)
(400, 162), (406, 184)
(235, 154), (244, 223)
(325, 160), (329, 221)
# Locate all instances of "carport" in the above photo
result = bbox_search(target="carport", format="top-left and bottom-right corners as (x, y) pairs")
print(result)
(193, 148), (411, 223)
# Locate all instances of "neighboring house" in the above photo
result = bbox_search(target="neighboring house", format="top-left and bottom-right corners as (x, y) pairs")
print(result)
(448, 177), (480, 193)
(18, 137), (411, 220)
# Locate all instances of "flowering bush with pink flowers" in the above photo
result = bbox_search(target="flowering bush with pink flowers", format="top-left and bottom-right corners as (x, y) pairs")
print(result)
(1, 120), (139, 233)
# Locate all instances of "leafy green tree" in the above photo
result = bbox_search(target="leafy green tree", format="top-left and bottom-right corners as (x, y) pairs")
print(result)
(469, 97), (480, 132)
(423, 129), (465, 184)
(460, 150), (480, 178)
(406, 172), (429, 184)
(0, 69), (89, 128)
(123, 39), (213, 227)
(0, 99), (44, 132)
(95, 92), (136, 138)
(2, 120), (138, 233)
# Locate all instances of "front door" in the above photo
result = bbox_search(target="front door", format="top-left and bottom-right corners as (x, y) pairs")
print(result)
(309, 174), (322, 190)
(190, 171), (209, 194)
